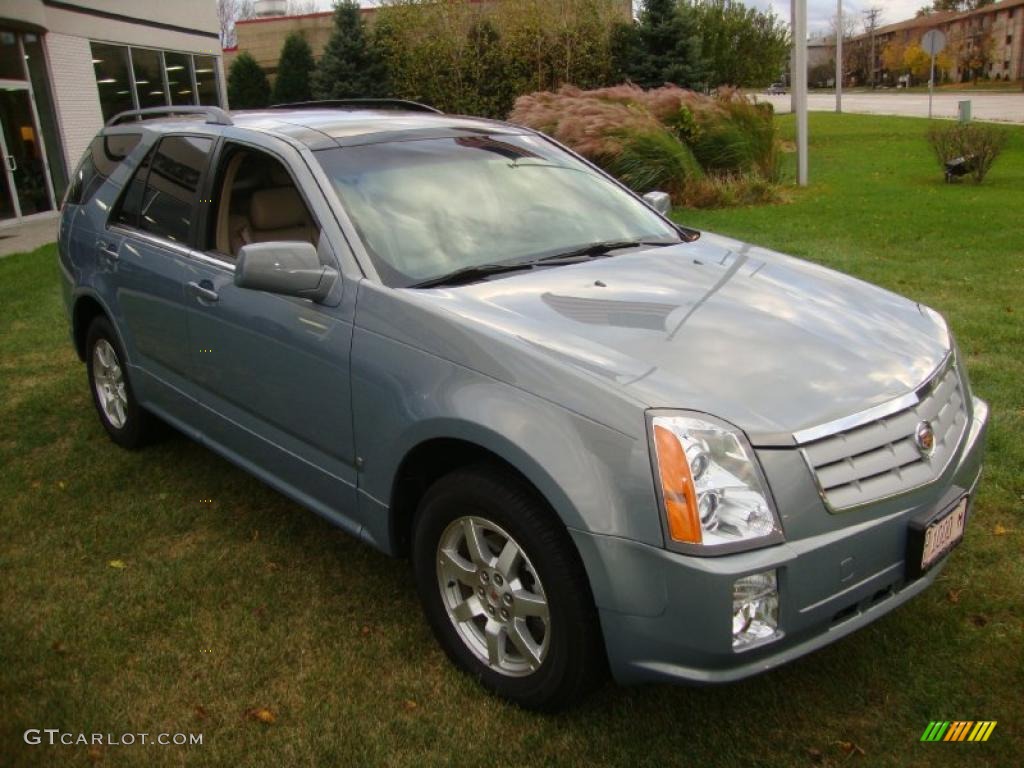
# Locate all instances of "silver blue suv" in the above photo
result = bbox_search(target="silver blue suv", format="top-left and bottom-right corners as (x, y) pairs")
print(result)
(59, 101), (988, 710)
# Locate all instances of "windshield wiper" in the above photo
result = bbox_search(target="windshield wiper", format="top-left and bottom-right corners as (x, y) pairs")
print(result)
(534, 239), (679, 264)
(407, 261), (537, 289)
(408, 239), (680, 289)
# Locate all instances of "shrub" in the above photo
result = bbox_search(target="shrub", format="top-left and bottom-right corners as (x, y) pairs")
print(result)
(374, 0), (625, 118)
(927, 122), (1008, 184)
(680, 173), (785, 209)
(509, 84), (781, 208)
(605, 127), (704, 201)
(227, 52), (271, 109)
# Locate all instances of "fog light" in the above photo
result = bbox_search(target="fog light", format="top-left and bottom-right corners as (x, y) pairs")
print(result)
(732, 570), (779, 649)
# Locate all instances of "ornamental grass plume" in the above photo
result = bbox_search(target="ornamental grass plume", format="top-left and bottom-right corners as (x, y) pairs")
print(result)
(509, 84), (781, 208)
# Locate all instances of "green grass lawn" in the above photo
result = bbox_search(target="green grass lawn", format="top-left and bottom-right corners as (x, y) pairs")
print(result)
(2, 113), (1022, 767)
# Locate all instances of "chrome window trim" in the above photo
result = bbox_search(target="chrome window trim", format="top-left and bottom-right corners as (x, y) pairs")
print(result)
(792, 352), (954, 446)
(108, 224), (235, 272)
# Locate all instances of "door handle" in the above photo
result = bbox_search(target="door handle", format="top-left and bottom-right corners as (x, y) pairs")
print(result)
(96, 240), (119, 262)
(187, 281), (219, 303)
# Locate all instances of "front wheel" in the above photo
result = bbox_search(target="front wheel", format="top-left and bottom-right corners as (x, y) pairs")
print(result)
(412, 465), (605, 710)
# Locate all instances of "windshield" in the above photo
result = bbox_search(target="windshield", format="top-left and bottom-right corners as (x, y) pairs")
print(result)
(314, 134), (679, 288)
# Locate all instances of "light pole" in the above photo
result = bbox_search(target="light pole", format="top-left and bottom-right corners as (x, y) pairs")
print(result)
(793, 0), (808, 186)
(836, 0), (842, 113)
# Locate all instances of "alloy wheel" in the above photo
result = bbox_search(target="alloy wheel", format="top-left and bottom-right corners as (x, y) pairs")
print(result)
(92, 338), (128, 429)
(435, 515), (550, 677)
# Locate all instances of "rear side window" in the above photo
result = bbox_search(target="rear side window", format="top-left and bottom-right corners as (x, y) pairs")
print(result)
(111, 147), (154, 230)
(113, 135), (213, 244)
(65, 132), (142, 206)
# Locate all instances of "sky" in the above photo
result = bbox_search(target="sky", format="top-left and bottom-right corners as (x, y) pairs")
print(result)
(746, 1), (926, 35)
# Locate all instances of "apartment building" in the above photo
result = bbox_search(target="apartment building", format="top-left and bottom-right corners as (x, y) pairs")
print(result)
(854, 0), (1024, 85)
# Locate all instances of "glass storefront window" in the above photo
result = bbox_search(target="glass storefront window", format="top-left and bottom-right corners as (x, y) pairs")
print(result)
(164, 51), (195, 105)
(194, 56), (220, 106)
(0, 30), (24, 80)
(131, 47), (167, 110)
(91, 42), (134, 122)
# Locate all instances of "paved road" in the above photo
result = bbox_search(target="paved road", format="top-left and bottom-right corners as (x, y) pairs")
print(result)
(758, 91), (1024, 123)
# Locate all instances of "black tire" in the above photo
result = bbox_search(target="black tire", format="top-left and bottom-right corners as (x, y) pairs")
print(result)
(85, 316), (158, 449)
(412, 464), (606, 711)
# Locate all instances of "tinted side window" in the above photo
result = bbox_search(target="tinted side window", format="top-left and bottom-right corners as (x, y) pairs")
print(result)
(112, 147), (154, 229)
(65, 133), (142, 206)
(138, 136), (213, 244)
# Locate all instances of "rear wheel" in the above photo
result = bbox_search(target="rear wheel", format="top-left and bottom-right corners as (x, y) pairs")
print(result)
(85, 316), (158, 449)
(412, 465), (605, 710)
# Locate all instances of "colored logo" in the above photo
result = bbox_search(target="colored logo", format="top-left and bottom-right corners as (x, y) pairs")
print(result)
(914, 420), (936, 457)
(921, 721), (997, 742)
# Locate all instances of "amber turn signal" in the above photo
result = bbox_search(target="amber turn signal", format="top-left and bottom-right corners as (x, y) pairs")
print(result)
(653, 425), (702, 543)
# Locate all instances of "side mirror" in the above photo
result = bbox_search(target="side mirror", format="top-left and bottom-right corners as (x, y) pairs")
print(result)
(235, 241), (338, 303)
(643, 190), (671, 216)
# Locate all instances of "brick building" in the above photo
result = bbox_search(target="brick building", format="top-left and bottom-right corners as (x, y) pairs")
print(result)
(852, 0), (1024, 85)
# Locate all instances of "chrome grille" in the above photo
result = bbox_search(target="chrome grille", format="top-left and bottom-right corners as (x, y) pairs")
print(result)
(801, 362), (968, 511)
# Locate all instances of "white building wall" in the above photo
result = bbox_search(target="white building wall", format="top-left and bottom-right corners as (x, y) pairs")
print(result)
(44, 33), (104, 178)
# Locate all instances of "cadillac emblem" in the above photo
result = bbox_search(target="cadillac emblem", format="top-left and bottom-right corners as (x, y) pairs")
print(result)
(914, 420), (936, 457)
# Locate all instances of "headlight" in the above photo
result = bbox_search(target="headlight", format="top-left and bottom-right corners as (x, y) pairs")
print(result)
(649, 412), (783, 552)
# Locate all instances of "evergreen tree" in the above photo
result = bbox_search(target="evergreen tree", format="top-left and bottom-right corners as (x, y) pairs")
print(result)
(227, 51), (271, 109)
(609, 20), (642, 84)
(273, 32), (315, 104)
(312, 0), (387, 99)
(629, 0), (704, 89)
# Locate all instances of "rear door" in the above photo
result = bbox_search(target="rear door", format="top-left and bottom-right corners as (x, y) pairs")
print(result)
(106, 133), (215, 425)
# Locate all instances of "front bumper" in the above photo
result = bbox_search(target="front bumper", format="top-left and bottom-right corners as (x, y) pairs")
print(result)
(572, 397), (988, 685)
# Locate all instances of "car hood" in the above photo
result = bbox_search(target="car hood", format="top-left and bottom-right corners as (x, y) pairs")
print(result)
(412, 232), (951, 440)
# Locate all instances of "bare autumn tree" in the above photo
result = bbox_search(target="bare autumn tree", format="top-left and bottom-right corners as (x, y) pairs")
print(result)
(217, 0), (255, 48)
(828, 9), (859, 86)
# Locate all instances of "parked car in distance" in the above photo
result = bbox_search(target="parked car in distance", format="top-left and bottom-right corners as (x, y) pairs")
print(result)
(59, 102), (988, 711)
(766, 82), (788, 95)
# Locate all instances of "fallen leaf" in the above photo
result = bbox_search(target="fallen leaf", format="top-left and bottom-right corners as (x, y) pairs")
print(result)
(947, 589), (961, 604)
(807, 747), (824, 764)
(835, 740), (865, 757)
(51, 640), (67, 654)
(994, 523), (1008, 535)
(969, 614), (989, 627)
(108, 560), (127, 569)
(360, 625), (372, 637)
(58, 481), (66, 490)
(194, 705), (208, 721)
(403, 700), (418, 711)
(246, 707), (275, 724)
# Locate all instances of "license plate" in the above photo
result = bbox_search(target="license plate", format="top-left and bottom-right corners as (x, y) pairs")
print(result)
(920, 497), (968, 571)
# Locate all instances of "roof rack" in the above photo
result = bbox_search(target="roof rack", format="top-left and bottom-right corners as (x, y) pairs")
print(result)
(268, 99), (443, 114)
(106, 106), (234, 127)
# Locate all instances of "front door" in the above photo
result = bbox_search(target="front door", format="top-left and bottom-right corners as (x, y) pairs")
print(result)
(182, 141), (360, 534)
